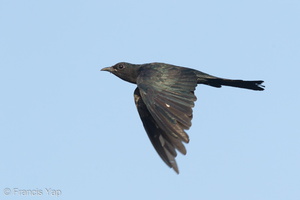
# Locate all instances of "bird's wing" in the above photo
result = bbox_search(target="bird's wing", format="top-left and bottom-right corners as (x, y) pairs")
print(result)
(134, 88), (183, 173)
(136, 65), (198, 145)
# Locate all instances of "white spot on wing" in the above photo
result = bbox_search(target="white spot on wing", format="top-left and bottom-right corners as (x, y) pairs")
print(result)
(165, 103), (170, 108)
(159, 135), (165, 146)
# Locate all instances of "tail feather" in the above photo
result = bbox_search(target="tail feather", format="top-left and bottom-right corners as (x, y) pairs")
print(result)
(204, 78), (265, 91)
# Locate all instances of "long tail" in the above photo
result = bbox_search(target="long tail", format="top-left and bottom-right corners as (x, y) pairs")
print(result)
(202, 78), (265, 91)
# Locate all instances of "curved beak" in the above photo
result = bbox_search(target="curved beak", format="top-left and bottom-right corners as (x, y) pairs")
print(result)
(101, 67), (114, 72)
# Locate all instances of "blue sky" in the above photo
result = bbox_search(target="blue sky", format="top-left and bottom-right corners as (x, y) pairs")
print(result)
(0, 0), (299, 199)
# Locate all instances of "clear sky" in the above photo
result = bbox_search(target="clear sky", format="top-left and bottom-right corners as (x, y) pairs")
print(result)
(0, 0), (299, 199)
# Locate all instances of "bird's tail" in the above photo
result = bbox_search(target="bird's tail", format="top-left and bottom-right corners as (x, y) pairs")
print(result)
(203, 78), (265, 91)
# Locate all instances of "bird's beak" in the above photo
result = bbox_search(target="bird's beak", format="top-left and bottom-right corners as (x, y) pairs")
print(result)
(101, 67), (114, 72)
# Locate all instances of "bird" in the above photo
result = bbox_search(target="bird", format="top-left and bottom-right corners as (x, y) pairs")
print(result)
(101, 62), (264, 174)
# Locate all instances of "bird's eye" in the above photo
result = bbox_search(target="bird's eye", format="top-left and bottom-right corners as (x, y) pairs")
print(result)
(117, 64), (125, 70)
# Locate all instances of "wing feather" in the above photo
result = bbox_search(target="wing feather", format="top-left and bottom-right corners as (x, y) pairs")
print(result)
(134, 88), (180, 173)
(137, 65), (198, 144)
(134, 64), (198, 173)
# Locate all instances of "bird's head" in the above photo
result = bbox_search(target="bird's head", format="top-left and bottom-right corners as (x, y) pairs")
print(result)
(101, 62), (140, 84)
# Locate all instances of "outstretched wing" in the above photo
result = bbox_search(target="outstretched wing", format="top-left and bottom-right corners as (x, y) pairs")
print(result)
(134, 64), (198, 172)
(134, 88), (183, 173)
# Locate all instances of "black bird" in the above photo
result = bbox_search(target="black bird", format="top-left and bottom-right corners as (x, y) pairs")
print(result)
(101, 62), (264, 174)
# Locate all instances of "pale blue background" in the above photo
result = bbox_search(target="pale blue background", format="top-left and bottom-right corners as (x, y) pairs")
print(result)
(1, 0), (299, 199)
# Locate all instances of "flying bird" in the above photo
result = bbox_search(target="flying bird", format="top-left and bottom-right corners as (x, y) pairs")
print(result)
(101, 62), (264, 174)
